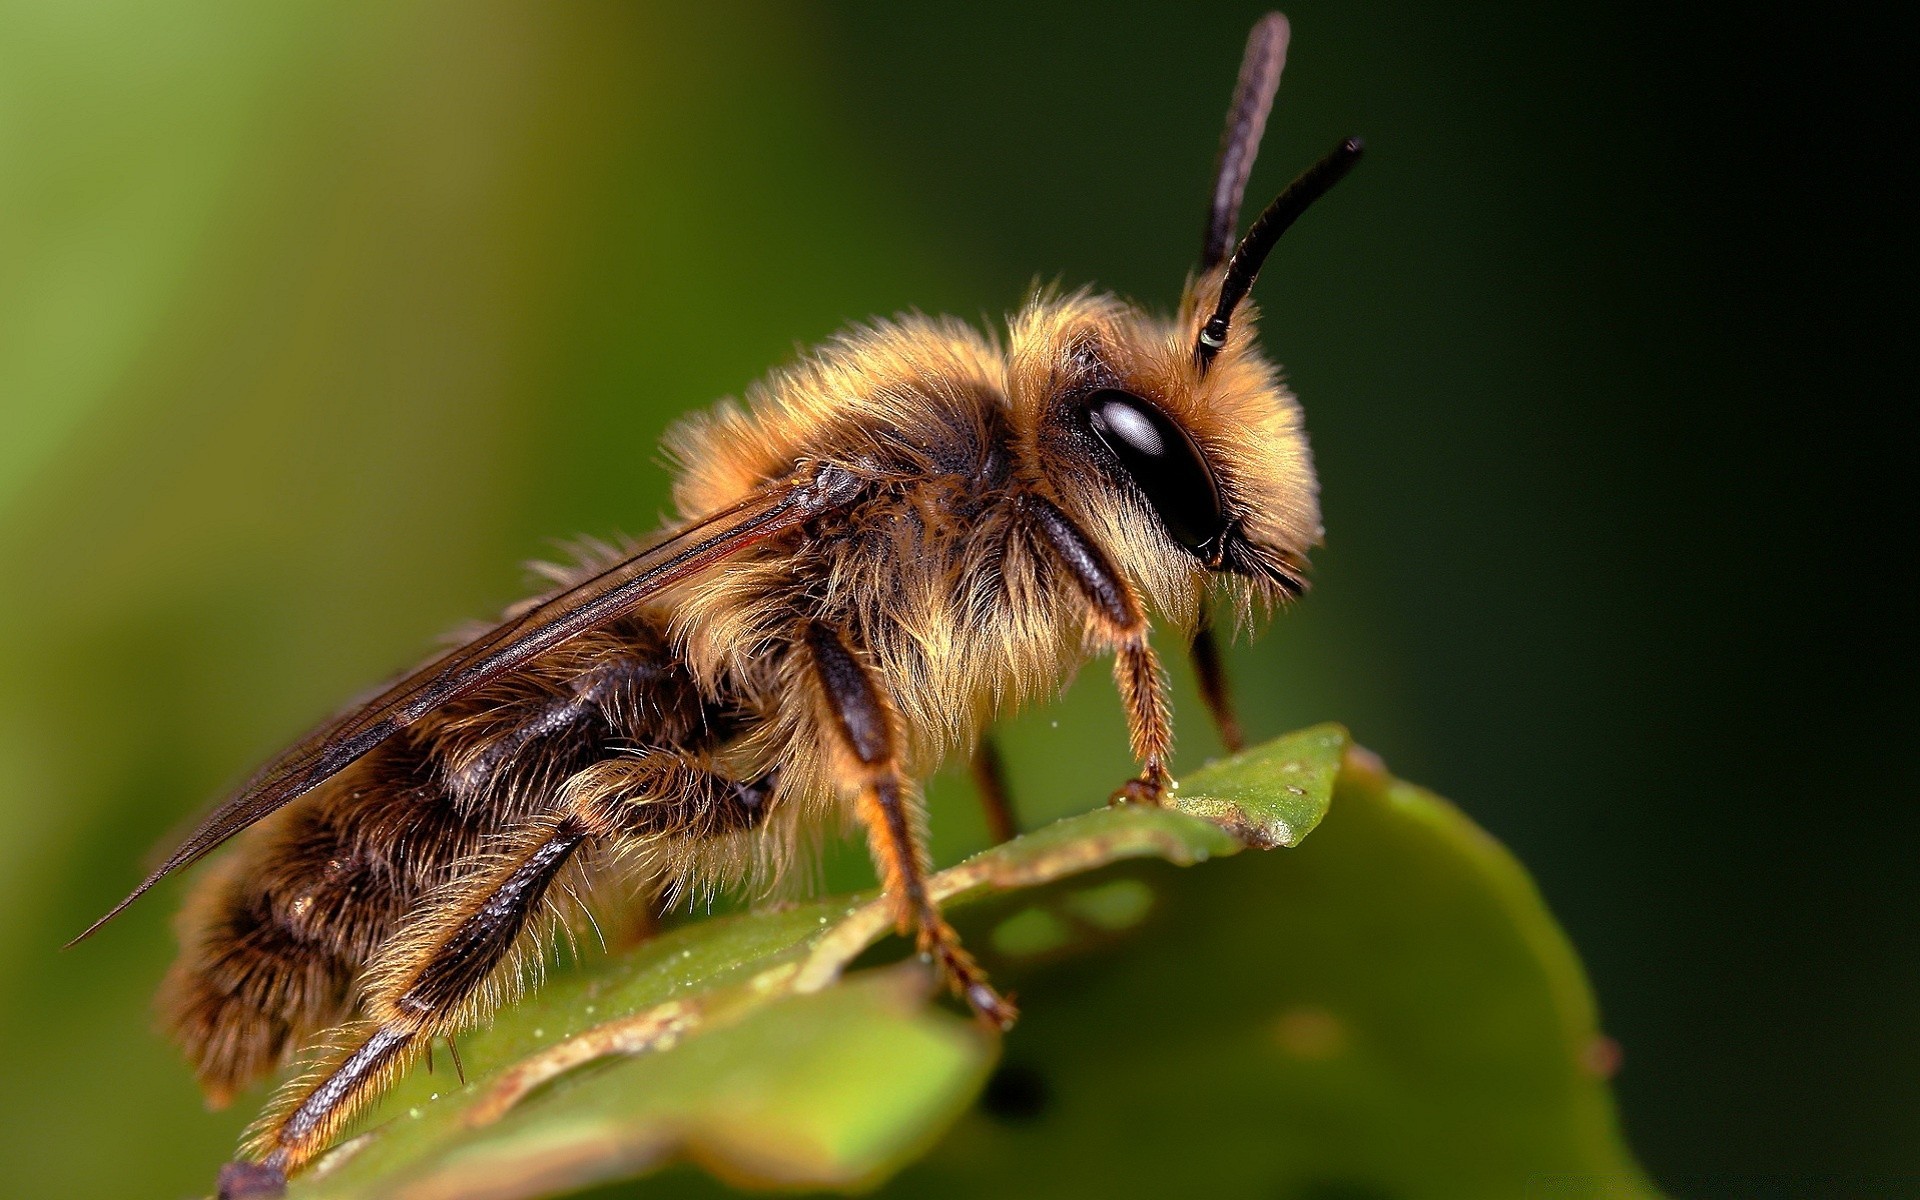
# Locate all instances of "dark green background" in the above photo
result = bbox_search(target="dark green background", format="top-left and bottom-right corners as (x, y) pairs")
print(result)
(0, 2), (1909, 1196)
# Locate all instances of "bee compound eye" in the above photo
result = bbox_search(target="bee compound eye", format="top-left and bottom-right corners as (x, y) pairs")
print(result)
(1083, 390), (1227, 554)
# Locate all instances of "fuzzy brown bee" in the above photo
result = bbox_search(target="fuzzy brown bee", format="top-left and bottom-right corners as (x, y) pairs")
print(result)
(76, 13), (1360, 1197)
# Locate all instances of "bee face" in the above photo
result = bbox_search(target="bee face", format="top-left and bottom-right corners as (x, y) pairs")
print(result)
(1011, 290), (1320, 629)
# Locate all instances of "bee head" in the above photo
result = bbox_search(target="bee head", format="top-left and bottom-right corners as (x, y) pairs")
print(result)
(1009, 12), (1359, 629)
(1011, 290), (1318, 629)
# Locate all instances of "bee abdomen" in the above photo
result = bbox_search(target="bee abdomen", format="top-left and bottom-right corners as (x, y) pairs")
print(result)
(160, 742), (487, 1102)
(159, 876), (361, 1105)
(159, 625), (720, 1103)
(160, 614), (725, 1103)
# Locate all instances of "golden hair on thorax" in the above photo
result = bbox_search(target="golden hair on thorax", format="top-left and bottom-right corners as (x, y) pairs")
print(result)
(73, 13), (1362, 1196)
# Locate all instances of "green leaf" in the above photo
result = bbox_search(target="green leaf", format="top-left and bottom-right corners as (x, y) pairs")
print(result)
(884, 744), (1659, 1200)
(288, 724), (1653, 1200)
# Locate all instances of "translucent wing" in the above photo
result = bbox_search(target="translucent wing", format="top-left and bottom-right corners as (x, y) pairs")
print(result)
(73, 466), (859, 942)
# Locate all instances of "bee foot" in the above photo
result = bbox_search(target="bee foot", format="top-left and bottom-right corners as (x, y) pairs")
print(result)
(1109, 774), (1167, 806)
(218, 1160), (286, 1200)
(920, 925), (1018, 1031)
(965, 981), (1021, 1032)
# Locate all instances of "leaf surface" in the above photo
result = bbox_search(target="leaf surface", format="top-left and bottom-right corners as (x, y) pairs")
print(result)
(291, 724), (1653, 1200)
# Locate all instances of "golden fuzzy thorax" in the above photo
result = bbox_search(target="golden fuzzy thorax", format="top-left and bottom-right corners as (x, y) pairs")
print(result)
(661, 282), (1318, 833)
(163, 281), (1320, 1171)
(698, 286), (1312, 660)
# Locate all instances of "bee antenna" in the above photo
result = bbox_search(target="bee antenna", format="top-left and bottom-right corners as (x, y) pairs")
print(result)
(1195, 136), (1364, 368)
(1202, 13), (1291, 272)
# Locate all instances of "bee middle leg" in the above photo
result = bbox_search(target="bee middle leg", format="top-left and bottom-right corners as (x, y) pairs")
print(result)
(1189, 600), (1245, 754)
(806, 622), (1017, 1030)
(230, 758), (768, 1189)
(968, 736), (1020, 844)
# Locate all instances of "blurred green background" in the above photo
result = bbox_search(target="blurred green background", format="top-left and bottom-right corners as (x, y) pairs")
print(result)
(0, 2), (1909, 1197)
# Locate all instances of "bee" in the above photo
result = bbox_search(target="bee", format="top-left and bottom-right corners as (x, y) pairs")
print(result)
(75, 13), (1360, 1197)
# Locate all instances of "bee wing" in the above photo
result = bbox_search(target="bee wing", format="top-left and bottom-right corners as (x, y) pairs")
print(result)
(73, 468), (857, 943)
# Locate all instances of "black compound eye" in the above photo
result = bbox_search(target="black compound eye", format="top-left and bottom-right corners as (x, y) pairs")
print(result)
(1083, 389), (1226, 553)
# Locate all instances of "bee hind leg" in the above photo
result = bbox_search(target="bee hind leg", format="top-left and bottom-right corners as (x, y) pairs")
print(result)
(805, 621), (1016, 1030)
(216, 1161), (288, 1200)
(224, 756), (770, 1186)
(229, 811), (597, 1186)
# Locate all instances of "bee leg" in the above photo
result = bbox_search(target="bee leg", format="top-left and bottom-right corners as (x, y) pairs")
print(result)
(806, 622), (1017, 1030)
(217, 1160), (289, 1199)
(1026, 498), (1175, 805)
(235, 812), (598, 1182)
(969, 736), (1020, 843)
(1109, 634), (1174, 805)
(1190, 601), (1246, 754)
(229, 758), (769, 1184)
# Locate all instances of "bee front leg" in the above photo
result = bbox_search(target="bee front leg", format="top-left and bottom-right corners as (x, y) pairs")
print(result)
(1025, 497), (1174, 805)
(805, 622), (1017, 1031)
(1109, 633), (1174, 806)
